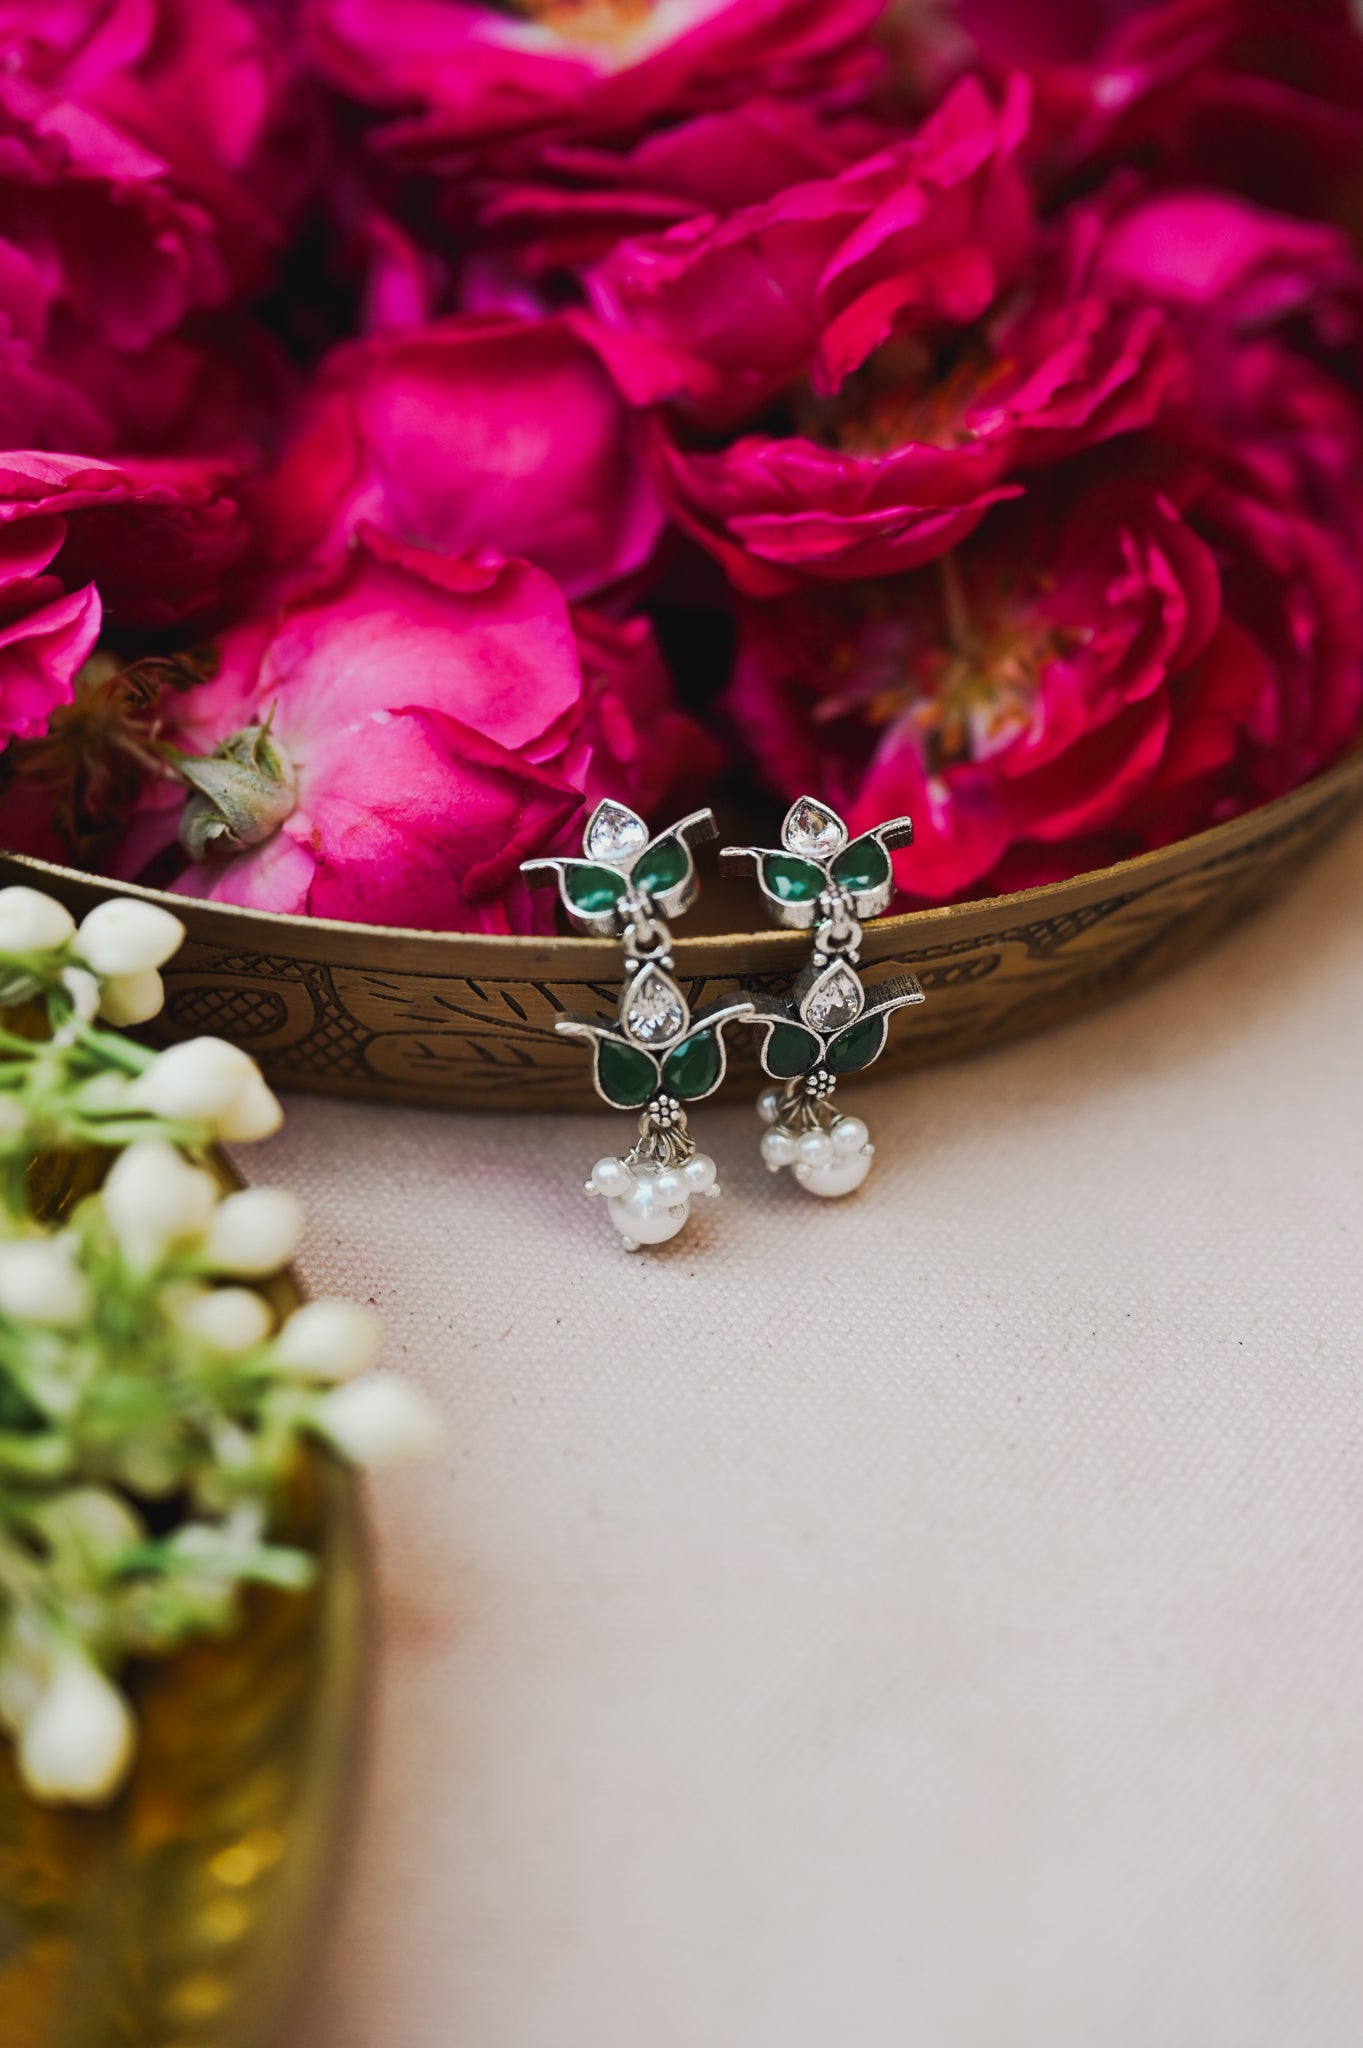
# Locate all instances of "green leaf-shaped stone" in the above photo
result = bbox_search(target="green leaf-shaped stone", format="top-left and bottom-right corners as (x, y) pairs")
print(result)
(632, 835), (689, 896)
(566, 863), (627, 917)
(827, 1012), (888, 1074)
(595, 1038), (659, 1108)
(662, 1029), (721, 1101)
(831, 834), (891, 893)
(764, 1021), (821, 1078)
(763, 853), (826, 904)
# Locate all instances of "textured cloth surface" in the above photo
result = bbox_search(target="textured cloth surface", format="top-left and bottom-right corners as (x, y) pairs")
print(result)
(272, 822), (1363, 2048)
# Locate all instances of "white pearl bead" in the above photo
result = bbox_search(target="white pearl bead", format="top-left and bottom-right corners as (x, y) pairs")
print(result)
(761, 1129), (797, 1170)
(651, 1170), (685, 1205)
(832, 1116), (869, 1156)
(607, 1192), (689, 1244)
(756, 1088), (782, 1126)
(591, 1157), (632, 1198)
(796, 1130), (835, 1169)
(794, 1148), (874, 1199)
(682, 1153), (717, 1192)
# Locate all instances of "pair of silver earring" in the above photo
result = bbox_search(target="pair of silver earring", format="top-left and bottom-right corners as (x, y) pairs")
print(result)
(522, 796), (924, 1251)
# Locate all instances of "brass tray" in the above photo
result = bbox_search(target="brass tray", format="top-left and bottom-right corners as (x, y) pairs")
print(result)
(0, 1163), (366, 2048)
(3, 750), (1361, 1112)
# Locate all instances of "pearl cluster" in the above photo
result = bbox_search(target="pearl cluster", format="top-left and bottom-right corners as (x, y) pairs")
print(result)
(757, 1088), (874, 1198)
(585, 1151), (720, 1250)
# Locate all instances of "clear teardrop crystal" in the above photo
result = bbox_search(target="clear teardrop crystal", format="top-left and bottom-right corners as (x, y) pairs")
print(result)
(783, 797), (847, 859)
(587, 799), (648, 865)
(800, 961), (864, 1033)
(624, 964), (687, 1047)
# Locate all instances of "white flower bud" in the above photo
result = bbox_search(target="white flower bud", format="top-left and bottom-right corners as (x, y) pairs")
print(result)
(58, 966), (101, 1025)
(171, 1284), (273, 1353)
(0, 1236), (89, 1327)
(0, 887), (75, 953)
(0, 1611), (47, 1733)
(128, 1037), (260, 1124)
(35, 1488), (144, 1566)
(101, 1140), (219, 1271)
(97, 969), (165, 1027)
(213, 1067), (284, 1142)
(18, 1652), (136, 1806)
(313, 1374), (442, 1469)
(201, 1187), (303, 1277)
(75, 898), (184, 978)
(274, 1299), (383, 1382)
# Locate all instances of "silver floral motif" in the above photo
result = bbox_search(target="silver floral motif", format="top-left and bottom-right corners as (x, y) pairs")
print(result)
(722, 796), (926, 1200)
(520, 802), (751, 1250)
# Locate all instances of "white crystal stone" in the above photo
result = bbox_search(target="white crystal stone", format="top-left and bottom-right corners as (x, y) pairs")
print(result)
(796, 1130), (835, 1169)
(587, 800), (648, 865)
(794, 1146), (873, 1198)
(761, 1129), (798, 1170)
(624, 965), (686, 1046)
(800, 961), (864, 1034)
(756, 1088), (782, 1126)
(591, 1156), (632, 1197)
(832, 1115), (869, 1156)
(783, 797), (847, 859)
(682, 1153), (717, 1192)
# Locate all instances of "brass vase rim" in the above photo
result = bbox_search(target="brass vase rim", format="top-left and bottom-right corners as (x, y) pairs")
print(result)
(3, 748), (1360, 964)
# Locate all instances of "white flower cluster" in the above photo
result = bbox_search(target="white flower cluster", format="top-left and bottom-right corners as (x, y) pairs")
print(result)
(0, 885), (186, 1028)
(0, 884), (442, 1807)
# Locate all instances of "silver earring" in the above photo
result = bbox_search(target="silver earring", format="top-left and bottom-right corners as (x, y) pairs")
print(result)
(522, 800), (752, 1251)
(721, 797), (925, 1198)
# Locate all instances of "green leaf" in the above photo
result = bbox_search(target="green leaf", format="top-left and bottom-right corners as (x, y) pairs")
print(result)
(632, 834), (689, 896)
(831, 834), (891, 894)
(762, 854), (825, 905)
(763, 1021), (821, 1079)
(827, 1012), (888, 1074)
(595, 1038), (659, 1109)
(565, 863), (628, 917)
(662, 1029), (722, 1102)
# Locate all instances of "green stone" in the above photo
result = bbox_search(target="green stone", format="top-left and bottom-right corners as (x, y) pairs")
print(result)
(566, 863), (627, 917)
(765, 1022), (820, 1078)
(596, 1038), (659, 1108)
(632, 835), (689, 896)
(763, 854), (826, 904)
(832, 834), (891, 893)
(663, 1030), (721, 1101)
(827, 1013), (887, 1074)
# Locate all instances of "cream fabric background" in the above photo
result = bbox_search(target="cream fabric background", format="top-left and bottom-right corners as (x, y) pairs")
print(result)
(266, 820), (1363, 2048)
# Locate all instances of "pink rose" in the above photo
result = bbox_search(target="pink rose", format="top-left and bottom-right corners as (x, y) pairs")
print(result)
(478, 98), (889, 279)
(0, 516), (100, 755)
(0, 2), (313, 458)
(259, 314), (663, 601)
(589, 76), (1034, 425)
(649, 283), (1177, 594)
(0, 451), (254, 631)
(727, 462), (1363, 901)
(0, 0), (312, 292)
(910, 0), (1363, 217)
(117, 531), (712, 932)
(1091, 188), (1359, 345)
(595, 144), (1178, 595)
(307, 0), (885, 159)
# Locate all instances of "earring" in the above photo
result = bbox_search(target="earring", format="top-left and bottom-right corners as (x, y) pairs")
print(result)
(522, 800), (752, 1251)
(721, 797), (924, 1198)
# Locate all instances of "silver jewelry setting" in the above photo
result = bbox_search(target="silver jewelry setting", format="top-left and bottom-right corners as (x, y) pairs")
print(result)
(722, 797), (925, 1199)
(523, 801), (752, 1250)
